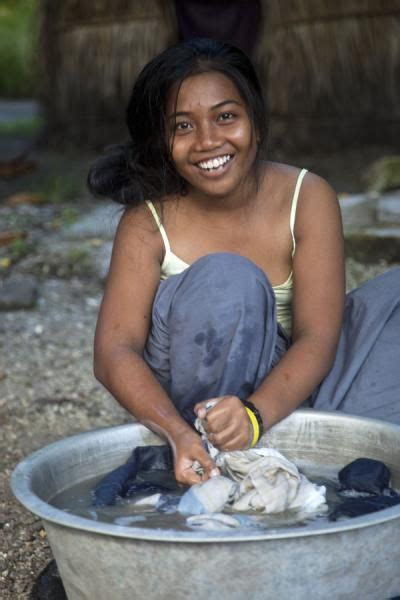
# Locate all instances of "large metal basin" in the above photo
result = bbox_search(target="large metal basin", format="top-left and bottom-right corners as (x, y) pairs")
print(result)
(11, 410), (400, 599)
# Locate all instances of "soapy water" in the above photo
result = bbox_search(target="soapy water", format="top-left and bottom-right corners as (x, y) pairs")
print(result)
(50, 462), (345, 533)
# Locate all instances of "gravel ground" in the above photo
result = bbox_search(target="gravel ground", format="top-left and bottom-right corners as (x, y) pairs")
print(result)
(0, 193), (129, 599)
(1, 151), (398, 598)
(0, 275), (129, 599)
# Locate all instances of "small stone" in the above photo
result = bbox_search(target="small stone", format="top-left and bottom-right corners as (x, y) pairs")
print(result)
(0, 274), (38, 310)
(85, 297), (99, 307)
(34, 324), (44, 335)
(0, 372), (7, 381)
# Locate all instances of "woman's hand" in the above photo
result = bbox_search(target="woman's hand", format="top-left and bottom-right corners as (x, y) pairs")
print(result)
(194, 395), (253, 451)
(171, 430), (220, 486)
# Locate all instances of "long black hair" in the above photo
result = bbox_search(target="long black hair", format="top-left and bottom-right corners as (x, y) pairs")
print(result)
(88, 38), (268, 206)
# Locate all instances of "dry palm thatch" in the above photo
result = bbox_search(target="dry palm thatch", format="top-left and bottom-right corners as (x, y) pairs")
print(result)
(255, 0), (400, 152)
(39, 0), (178, 148)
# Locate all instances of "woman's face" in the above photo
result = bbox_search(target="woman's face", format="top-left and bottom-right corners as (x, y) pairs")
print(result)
(166, 71), (258, 201)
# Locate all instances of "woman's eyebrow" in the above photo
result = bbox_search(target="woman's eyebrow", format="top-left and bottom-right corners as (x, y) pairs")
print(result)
(168, 99), (243, 120)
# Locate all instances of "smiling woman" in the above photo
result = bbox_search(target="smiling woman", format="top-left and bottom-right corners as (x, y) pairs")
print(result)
(88, 38), (400, 487)
(166, 72), (257, 203)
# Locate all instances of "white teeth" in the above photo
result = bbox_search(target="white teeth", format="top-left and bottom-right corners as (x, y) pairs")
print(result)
(197, 155), (232, 171)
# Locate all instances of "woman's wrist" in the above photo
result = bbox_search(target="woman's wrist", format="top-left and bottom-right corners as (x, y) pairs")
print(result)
(241, 399), (265, 445)
(142, 415), (195, 447)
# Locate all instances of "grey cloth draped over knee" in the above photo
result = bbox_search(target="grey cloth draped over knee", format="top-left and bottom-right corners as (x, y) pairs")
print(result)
(144, 253), (289, 425)
(144, 253), (400, 426)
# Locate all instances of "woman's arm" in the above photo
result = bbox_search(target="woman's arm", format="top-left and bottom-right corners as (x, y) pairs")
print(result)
(253, 172), (345, 426)
(94, 207), (218, 484)
(196, 173), (345, 447)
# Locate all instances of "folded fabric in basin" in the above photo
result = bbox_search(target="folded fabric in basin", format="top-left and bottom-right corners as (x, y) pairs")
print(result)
(330, 495), (400, 520)
(178, 476), (237, 515)
(178, 446), (327, 516)
(338, 458), (392, 495)
(222, 448), (327, 514)
(92, 445), (175, 507)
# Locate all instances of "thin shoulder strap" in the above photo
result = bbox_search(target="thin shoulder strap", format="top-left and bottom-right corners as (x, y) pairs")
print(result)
(145, 200), (171, 254)
(289, 168), (308, 255)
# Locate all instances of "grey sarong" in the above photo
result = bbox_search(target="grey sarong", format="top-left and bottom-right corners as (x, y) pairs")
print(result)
(144, 253), (400, 425)
(144, 253), (289, 424)
(312, 267), (400, 424)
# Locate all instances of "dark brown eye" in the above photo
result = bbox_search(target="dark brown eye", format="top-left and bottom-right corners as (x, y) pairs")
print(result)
(175, 121), (192, 132)
(218, 112), (235, 121)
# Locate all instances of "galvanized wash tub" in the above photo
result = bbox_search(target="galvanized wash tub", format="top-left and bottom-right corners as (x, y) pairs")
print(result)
(11, 410), (400, 599)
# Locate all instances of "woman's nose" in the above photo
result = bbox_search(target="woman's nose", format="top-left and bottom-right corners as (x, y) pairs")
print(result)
(194, 122), (222, 151)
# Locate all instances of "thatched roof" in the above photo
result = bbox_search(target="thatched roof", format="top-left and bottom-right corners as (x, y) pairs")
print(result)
(39, 0), (178, 148)
(39, 0), (400, 151)
(255, 0), (400, 151)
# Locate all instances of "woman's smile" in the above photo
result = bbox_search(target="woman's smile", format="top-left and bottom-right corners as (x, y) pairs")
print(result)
(194, 153), (235, 178)
(196, 153), (233, 171)
(167, 72), (258, 201)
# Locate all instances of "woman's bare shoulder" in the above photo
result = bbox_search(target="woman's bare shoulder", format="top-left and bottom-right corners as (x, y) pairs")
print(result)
(261, 161), (305, 196)
(265, 162), (337, 208)
(265, 161), (333, 189)
(112, 202), (165, 266)
(291, 169), (342, 242)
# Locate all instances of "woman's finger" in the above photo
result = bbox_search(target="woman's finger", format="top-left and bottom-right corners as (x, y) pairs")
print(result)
(218, 432), (248, 452)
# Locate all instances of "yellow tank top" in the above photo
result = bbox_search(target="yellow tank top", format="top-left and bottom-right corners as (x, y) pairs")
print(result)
(146, 169), (307, 337)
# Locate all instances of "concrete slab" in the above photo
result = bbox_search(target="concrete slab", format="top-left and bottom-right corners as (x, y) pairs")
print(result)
(339, 194), (376, 227)
(377, 192), (400, 224)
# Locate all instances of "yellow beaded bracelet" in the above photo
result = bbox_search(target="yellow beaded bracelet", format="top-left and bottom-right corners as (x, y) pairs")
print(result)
(245, 407), (260, 448)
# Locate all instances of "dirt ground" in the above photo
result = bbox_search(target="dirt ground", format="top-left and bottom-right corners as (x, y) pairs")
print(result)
(0, 143), (398, 599)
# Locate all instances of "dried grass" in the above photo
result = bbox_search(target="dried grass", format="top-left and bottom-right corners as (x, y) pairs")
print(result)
(39, 0), (178, 147)
(255, 0), (400, 150)
(39, 0), (400, 151)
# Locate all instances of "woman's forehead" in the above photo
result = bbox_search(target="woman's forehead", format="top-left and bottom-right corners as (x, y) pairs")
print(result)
(166, 72), (243, 115)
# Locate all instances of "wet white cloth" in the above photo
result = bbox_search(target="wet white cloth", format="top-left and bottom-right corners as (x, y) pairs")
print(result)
(178, 476), (237, 515)
(133, 493), (162, 507)
(182, 403), (327, 516)
(186, 513), (244, 531)
(222, 448), (327, 514)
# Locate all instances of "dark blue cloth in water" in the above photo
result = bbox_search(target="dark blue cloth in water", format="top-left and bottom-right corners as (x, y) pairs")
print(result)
(338, 458), (392, 495)
(144, 253), (289, 424)
(329, 495), (400, 521)
(92, 445), (175, 507)
(329, 458), (400, 520)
